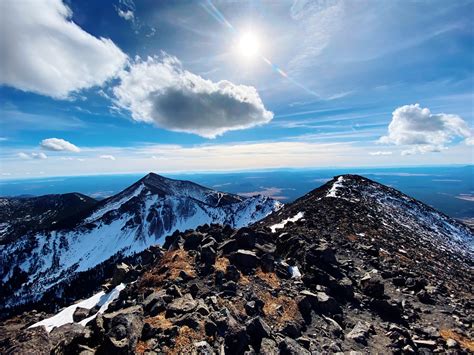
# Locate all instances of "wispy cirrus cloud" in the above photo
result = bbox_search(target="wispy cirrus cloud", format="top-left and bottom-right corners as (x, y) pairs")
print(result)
(18, 152), (47, 160)
(99, 155), (116, 161)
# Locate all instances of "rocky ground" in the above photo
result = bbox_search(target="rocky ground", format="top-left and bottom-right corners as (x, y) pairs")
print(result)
(1, 175), (472, 354)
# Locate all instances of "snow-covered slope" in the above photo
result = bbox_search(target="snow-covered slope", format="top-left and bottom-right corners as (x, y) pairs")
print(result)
(0, 173), (282, 309)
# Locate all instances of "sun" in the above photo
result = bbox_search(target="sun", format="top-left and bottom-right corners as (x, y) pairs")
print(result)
(237, 31), (260, 58)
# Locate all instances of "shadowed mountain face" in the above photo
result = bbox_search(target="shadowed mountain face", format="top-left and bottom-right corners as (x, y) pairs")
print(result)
(0, 173), (282, 311)
(0, 193), (97, 245)
(1, 174), (473, 354)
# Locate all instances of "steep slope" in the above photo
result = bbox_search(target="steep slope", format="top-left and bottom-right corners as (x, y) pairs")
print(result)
(261, 174), (473, 257)
(0, 173), (281, 311)
(0, 193), (97, 245)
(2, 174), (473, 354)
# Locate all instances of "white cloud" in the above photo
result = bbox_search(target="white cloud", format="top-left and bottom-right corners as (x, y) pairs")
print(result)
(18, 152), (47, 160)
(40, 138), (81, 152)
(117, 9), (134, 21)
(99, 155), (116, 161)
(113, 55), (274, 138)
(3, 139), (473, 178)
(379, 104), (472, 154)
(0, 0), (127, 99)
(369, 151), (392, 156)
(465, 137), (474, 146)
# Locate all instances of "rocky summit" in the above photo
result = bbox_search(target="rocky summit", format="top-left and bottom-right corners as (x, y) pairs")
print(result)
(0, 175), (473, 354)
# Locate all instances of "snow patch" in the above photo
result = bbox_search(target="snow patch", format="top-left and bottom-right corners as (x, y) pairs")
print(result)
(326, 176), (344, 198)
(29, 283), (125, 333)
(289, 265), (302, 279)
(270, 211), (304, 233)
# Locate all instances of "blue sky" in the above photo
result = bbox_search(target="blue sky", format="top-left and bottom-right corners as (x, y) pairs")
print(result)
(0, 0), (473, 178)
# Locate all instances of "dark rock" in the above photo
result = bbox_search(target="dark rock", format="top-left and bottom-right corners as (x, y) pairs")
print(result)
(141, 322), (157, 341)
(50, 323), (91, 354)
(166, 284), (182, 298)
(246, 316), (271, 351)
(360, 274), (385, 299)
(225, 315), (249, 355)
(204, 320), (218, 336)
(173, 312), (201, 329)
(220, 239), (239, 255)
(296, 336), (311, 349)
(279, 336), (311, 355)
(225, 264), (241, 282)
(260, 253), (275, 272)
(260, 338), (279, 355)
(221, 281), (238, 296)
(346, 321), (372, 344)
(183, 232), (204, 251)
(5, 327), (51, 355)
(231, 249), (260, 272)
(166, 294), (198, 317)
(179, 270), (195, 281)
(370, 299), (403, 322)
(189, 283), (199, 298)
(200, 244), (217, 265)
(111, 262), (131, 287)
(417, 290), (435, 304)
(305, 244), (337, 266)
(100, 306), (144, 354)
(143, 292), (166, 316)
(72, 307), (90, 322)
(299, 290), (341, 315)
(281, 321), (302, 338)
(392, 276), (406, 287)
(234, 229), (257, 249)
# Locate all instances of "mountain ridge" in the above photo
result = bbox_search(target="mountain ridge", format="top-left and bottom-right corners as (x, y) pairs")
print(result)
(0, 173), (281, 313)
(1, 173), (472, 354)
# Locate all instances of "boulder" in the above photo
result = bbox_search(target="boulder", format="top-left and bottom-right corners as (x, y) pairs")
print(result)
(225, 264), (241, 282)
(260, 338), (279, 355)
(111, 263), (131, 287)
(200, 244), (217, 265)
(346, 321), (372, 344)
(224, 315), (249, 355)
(50, 323), (91, 354)
(305, 244), (337, 266)
(183, 232), (204, 251)
(231, 249), (259, 271)
(143, 292), (166, 316)
(166, 294), (198, 317)
(5, 327), (51, 355)
(246, 316), (271, 351)
(279, 336), (311, 355)
(360, 274), (385, 299)
(299, 290), (341, 315)
(101, 306), (144, 354)
(73, 307), (90, 322)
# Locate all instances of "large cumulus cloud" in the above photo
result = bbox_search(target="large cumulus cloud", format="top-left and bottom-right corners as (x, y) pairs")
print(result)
(113, 55), (274, 138)
(379, 103), (472, 154)
(0, 0), (127, 99)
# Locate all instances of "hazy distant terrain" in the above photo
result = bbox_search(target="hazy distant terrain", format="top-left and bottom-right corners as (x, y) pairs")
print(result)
(1, 166), (472, 219)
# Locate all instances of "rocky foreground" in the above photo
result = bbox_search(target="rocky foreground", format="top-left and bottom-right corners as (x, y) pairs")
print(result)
(0, 175), (473, 354)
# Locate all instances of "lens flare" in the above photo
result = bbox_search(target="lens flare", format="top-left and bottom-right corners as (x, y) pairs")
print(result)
(202, 0), (319, 97)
